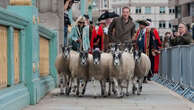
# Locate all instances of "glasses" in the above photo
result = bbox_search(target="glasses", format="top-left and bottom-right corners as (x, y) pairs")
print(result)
(178, 27), (183, 28)
(78, 22), (84, 24)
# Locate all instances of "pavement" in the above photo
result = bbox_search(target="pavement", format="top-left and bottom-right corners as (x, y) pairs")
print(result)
(22, 81), (194, 110)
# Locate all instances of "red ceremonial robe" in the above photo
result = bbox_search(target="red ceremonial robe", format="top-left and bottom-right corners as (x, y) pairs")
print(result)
(152, 28), (162, 74)
(90, 24), (104, 53)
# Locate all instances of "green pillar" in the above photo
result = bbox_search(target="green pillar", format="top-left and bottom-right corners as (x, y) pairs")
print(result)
(81, 0), (85, 16)
(88, 5), (92, 21)
(7, 26), (14, 87)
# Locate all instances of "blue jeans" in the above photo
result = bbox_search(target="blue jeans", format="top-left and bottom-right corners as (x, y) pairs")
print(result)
(64, 25), (68, 46)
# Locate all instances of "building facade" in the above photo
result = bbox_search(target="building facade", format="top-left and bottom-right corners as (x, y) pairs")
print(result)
(112, 0), (175, 37)
(169, 0), (194, 37)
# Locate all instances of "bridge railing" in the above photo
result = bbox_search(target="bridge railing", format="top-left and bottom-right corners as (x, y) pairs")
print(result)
(154, 44), (194, 102)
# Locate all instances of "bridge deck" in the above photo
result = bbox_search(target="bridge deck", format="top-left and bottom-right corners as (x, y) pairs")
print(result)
(23, 81), (194, 110)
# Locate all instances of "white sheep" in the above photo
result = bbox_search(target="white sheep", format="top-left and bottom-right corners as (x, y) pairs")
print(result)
(55, 46), (72, 95)
(132, 50), (151, 95)
(110, 50), (135, 97)
(88, 49), (113, 97)
(69, 51), (89, 96)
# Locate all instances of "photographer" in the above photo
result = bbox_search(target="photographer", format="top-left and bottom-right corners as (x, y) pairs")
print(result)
(170, 23), (192, 46)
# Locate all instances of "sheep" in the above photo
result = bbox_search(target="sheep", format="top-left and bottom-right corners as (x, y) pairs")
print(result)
(88, 48), (112, 97)
(55, 46), (72, 95)
(68, 51), (89, 96)
(132, 49), (151, 95)
(109, 48), (135, 97)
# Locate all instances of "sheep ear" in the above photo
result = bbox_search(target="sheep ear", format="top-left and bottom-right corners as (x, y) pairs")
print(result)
(129, 47), (134, 53)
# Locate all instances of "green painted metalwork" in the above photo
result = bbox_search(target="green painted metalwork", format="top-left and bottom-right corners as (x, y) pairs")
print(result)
(0, 2), (58, 110)
(7, 26), (14, 87)
(19, 30), (25, 82)
(81, 0), (85, 16)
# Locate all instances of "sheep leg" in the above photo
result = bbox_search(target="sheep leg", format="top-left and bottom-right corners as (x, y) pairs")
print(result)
(76, 78), (80, 96)
(67, 76), (72, 95)
(100, 80), (105, 97)
(59, 74), (65, 95)
(82, 80), (87, 95)
(126, 80), (130, 96)
(132, 77), (137, 95)
(92, 77), (97, 98)
(111, 80), (118, 94)
(71, 77), (77, 95)
(108, 80), (111, 96)
(118, 80), (124, 97)
(113, 78), (119, 97)
(137, 78), (143, 95)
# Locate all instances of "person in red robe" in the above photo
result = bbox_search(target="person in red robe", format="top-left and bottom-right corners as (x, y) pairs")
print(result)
(146, 19), (162, 74)
(90, 21), (104, 52)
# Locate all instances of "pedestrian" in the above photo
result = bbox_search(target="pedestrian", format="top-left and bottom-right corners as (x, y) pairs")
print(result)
(146, 19), (162, 76)
(133, 19), (158, 83)
(163, 32), (172, 48)
(64, 0), (74, 46)
(82, 14), (90, 52)
(170, 23), (193, 46)
(69, 16), (85, 51)
(90, 20), (105, 51)
(108, 7), (135, 44)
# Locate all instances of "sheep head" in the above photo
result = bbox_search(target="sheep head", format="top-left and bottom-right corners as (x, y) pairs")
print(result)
(133, 49), (142, 63)
(79, 51), (88, 65)
(62, 46), (71, 58)
(112, 50), (122, 66)
(92, 48), (101, 65)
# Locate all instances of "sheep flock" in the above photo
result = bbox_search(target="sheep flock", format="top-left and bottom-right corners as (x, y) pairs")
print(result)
(55, 43), (151, 98)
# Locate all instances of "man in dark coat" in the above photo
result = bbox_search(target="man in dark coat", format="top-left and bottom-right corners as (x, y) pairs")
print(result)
(108, 7), (135, 44)
(170, 23), (193, 46)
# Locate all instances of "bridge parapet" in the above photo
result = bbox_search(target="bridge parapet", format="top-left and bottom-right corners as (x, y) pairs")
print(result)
(153, 44), (194, 103)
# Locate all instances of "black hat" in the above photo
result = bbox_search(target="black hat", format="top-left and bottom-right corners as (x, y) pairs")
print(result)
(136, 20), (149, 26)
(84, 14), (89, 19)
(146, 18), (152, 22)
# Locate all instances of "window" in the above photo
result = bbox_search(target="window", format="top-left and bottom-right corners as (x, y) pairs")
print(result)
(160, 7), (165, 14)
(169, 23), (172, 28)
(159, 21), (166, 28)
(191, 3), (194, 16)
(104, 0), (108, 8)
(175, 6), (181, 18)
(169, 8), (175, 14)
(145, 7), (151, 14)
(136, 7), (141, 14)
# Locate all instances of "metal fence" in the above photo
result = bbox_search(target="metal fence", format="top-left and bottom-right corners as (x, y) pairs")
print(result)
(154, 44), (194, 102)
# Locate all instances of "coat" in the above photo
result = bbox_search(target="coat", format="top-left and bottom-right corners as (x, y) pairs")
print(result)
(82, 25), (90, 51)
(108, 16), (135, 43)
(170, 32), (193, 46)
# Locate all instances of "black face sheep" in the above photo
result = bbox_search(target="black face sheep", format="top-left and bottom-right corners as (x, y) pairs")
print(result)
(110, 48), (135, 97)
(69, 51), (89, 96)
(55, 46), (72, 95)
(88, 48), (112, 97)
(132, 49), (151, 95)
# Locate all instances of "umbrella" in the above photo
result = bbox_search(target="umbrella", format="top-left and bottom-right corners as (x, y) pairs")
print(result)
(98, 11), (119, 21)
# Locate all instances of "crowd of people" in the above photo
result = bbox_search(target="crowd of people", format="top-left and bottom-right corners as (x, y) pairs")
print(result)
(64, 0), (193, 83)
